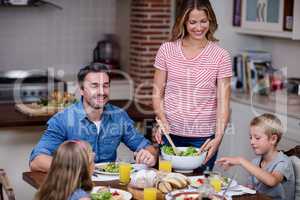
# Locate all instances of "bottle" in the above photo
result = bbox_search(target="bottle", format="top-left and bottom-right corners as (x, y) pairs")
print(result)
(198, 167), (214, 199)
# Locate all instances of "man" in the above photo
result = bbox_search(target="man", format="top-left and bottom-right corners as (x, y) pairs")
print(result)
(30, 63), (158, 172)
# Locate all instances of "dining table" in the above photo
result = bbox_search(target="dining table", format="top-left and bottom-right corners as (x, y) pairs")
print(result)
(22, 171), (272, 200)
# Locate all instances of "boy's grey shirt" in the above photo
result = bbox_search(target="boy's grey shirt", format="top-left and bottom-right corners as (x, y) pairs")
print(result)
(248, 151), (295, 200)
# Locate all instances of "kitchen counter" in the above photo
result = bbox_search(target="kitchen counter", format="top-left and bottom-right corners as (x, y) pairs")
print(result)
(231, 92), (300, 119)
(0, 100), (155, 127)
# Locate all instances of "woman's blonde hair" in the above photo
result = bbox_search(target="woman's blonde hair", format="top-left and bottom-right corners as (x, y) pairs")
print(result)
(171, 0), (218, 42)
(35, 140), (94, 200)
(250, 113), (284, 146)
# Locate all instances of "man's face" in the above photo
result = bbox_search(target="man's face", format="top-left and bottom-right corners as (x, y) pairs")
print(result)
(80, 72), (110, 109)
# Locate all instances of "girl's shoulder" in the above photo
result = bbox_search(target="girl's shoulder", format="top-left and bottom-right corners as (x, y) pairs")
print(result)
(69, 188), (90, 200)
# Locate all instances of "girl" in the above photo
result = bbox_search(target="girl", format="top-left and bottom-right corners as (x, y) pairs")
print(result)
(153, 0), (232, 169)
(35, 140), (94, 200)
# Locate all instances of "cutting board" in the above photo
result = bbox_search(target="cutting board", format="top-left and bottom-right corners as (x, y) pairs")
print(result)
(15, 103), (63, 117)
(127, 185), (165, 200)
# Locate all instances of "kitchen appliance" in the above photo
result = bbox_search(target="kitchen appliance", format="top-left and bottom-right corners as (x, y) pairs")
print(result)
(0, 70), (66, 103)
(93, 34), (120, 70)
(287, 77), (300, 95)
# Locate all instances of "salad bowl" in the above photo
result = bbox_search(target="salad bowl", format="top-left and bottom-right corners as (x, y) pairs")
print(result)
(161, 146), (207, 173)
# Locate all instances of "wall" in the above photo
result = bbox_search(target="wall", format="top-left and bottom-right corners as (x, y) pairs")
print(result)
(0, 0), (116, 74)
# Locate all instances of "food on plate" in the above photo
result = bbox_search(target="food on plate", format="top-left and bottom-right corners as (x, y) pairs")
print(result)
(130, 169), (158, 188)
(96, 162), (120, 173)
(219, 176), (230, 187)
(91, 187), (123, 200)
(167, 190), (227, 200)
(161, 145), (198, 156)
(155, 172), (190, 193)
(103, 162), (120, 173)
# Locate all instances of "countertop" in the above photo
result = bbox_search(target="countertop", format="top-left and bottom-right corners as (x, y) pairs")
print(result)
(0, 100), (155, 127)
(231, 92), (300, 119)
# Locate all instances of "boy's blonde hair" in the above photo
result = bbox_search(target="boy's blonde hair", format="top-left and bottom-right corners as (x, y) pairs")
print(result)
(250, 113), (284, 145)
(35, 140), (94, 200)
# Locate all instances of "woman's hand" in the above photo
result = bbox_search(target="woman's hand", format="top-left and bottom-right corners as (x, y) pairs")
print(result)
(203, 138), (222, 164)
(153, 119), (170, 144)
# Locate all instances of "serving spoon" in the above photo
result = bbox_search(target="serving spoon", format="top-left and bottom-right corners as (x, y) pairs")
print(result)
(155, 117), (180, 156)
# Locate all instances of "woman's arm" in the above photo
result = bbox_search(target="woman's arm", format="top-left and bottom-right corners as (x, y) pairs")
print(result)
(204, 77), (231, 163)
(215, 77), (231, 142)
(152, 69), (168, 127)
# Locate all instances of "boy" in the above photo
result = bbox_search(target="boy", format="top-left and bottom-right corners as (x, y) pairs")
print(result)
(217, 113), (295, 200)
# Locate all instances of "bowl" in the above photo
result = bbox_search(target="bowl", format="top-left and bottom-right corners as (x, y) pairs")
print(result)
(161, 147), (207, 173)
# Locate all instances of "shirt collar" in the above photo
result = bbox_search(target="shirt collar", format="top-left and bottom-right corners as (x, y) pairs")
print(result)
(75, 97), (113, 122)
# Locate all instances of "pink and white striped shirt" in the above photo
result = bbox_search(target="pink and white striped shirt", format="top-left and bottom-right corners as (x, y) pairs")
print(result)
(154, 40), (232, 137)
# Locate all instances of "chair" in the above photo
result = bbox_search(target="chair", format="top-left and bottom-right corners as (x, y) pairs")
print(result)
(284, 146), (300, 200)
(0, 169), (15, 200)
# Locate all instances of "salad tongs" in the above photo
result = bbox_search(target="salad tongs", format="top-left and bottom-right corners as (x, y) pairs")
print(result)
(155, 117), (180, 156)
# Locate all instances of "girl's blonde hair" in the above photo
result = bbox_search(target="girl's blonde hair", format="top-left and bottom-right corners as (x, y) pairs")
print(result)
(250, 113), (284, 146)
(171, 0), (218, 42)
(35, 140), (94, 200)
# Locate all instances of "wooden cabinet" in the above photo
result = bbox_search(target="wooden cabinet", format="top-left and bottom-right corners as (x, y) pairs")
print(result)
(233, 0), (300, 40)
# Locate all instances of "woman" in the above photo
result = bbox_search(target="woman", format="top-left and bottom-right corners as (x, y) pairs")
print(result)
(35, 140), (94, 200)
(152, 0), (232, 169)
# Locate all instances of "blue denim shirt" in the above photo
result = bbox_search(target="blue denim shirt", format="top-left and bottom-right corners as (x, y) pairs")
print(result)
(30, 100), (151, 163)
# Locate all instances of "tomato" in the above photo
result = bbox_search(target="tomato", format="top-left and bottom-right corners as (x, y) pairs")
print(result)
(196, 178), (204, 185)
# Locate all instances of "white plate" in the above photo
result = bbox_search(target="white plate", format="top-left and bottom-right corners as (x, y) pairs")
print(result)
(95, 162), (137, 176)
(92, 186), (132, 200)
(189, 175), (238, 189)
(95, 162), (120, 176)
(165, 188), (228, 200)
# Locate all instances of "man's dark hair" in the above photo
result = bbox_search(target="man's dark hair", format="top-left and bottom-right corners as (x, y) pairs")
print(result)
(77, 63), (111, 89)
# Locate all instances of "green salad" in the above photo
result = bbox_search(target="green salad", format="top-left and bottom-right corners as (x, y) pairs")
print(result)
(91, 191), (112, 200)
(103, 163), (119, 173)
(161, 145), (198, 156)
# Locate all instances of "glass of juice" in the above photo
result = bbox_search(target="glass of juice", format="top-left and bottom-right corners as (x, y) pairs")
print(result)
(119, 162), (131, 185)
(209, 174), (222, 192)
(159, 159), (172, 172)
(144, 187), (157, 200)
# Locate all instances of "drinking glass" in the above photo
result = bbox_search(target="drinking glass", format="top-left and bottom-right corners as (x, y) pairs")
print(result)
(159, 159), (172, 172)
(144, 187), (157, 200)
(119, 162), (131, 185)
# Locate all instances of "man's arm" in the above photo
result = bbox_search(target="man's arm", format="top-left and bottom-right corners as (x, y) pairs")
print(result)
(30, 154), (53, 172)
(29, 115), (67, 172)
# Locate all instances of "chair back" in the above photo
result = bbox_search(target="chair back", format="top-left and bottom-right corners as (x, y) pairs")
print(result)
(0, 169), (15, 200)
(284, 146), (300, 200)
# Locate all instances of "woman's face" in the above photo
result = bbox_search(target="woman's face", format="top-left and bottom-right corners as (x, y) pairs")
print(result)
(185, 9), (209, 41)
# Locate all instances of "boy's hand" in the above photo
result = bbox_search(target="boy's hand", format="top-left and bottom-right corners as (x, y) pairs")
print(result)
(216, 156), (242, 170)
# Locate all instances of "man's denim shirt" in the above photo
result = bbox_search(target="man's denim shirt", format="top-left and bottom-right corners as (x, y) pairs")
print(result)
(30, 100), (151, 163)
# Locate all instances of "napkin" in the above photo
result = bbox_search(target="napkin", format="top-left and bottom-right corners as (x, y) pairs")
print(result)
(218, 185), (256, 199)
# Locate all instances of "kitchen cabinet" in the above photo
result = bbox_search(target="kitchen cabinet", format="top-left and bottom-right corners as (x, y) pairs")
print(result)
(233, 0), (300, 40)
(217, 100), (300, 184)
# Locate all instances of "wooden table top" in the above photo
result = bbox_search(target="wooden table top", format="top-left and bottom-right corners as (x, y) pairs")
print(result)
(23, 171), (272, 200)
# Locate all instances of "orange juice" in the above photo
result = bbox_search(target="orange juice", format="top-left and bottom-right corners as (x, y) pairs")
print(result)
(119, 162), (131, 185)
(144, 187), (157, 200)
(210, 176), (222, 192)
(159, 160), (172, 172)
